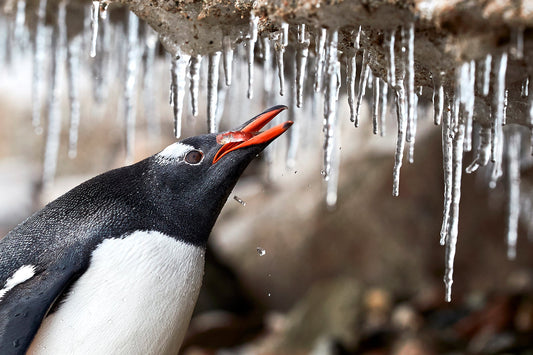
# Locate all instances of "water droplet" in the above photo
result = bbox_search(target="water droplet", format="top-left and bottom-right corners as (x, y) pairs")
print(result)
(257, 247), (266, 256)
(233, 195), (246, 206)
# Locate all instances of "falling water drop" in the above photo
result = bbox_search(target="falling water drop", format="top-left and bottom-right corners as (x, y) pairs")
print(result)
(257, 247), (266, 256)
(234, 195), (247, 206)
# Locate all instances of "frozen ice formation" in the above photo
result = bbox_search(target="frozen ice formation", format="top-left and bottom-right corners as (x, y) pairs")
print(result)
(1, 0), (533, 301)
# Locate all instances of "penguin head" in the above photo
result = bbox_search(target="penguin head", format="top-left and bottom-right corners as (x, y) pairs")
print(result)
(144, 105), (292, 245)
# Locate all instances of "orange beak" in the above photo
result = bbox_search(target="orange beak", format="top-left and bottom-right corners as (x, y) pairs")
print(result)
(213, 106), (293, 164)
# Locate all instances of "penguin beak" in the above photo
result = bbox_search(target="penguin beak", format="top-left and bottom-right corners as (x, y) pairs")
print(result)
(212, 105), (293, 164)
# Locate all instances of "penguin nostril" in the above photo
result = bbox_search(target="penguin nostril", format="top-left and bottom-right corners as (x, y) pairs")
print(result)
(184, 150), (204, 165)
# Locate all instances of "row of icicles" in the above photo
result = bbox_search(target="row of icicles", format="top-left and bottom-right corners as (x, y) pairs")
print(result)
(1, 0), (532, 301)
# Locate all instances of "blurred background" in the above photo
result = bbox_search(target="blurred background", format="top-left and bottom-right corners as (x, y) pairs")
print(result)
(0, 1), (533, 354)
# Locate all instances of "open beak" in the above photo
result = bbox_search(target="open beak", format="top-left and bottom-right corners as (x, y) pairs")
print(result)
(213, 105), (292, 164)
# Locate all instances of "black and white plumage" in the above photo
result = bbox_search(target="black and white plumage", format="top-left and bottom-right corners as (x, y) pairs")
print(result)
(0, 106), (291, 355)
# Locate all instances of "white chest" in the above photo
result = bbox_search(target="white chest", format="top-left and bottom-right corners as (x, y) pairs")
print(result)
(28, 231), (205, 355)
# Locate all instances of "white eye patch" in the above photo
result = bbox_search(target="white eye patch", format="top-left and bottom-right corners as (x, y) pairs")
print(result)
(155, 142), (197, 164)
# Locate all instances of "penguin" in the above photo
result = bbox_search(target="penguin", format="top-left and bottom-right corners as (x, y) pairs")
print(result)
(0, 105), (292, 355)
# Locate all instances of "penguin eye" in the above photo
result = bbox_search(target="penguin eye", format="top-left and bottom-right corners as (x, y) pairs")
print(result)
(184, 150), (204, 165)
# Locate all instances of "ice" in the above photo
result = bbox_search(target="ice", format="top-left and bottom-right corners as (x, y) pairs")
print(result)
(32, 0), (48, 134)
(372, 76), (380, 135)
(256, 247), (266, 256)
(222, 35), (233, 86)
(388, 30), (396, 88)
(506, 128), (521, 260)
(405, 23), (416, 150)
(392, 81), (407, 197)
(457, 61), (475, 151)
(444, 122), (465, 302)
(354, 49), (370, 127)
(503, 89), (508, 125)
(433, 75), (444, 125)
(522, 76), (529, 98)
(67, 35), (82, 159)
(482, 54), (492, 97)
(408, 92), (418, 163)
(466, 126), (491, 173)
(234, 195), (247, 206)
(207, 51), (221, 133)
(13, 0), (26, 49)
(142, 27), (160, 140)
(99, 1), (109, 20)
(247, 14), (259, 99)
(43, 1), (66, 186)
(275, 22), (289, 96)
(346, 50), (356, 123)
(379, 79), (388, 137)
(512, 26), (524, 60)
(169, 52), (190, 138)
(90, 1), (100, 58)
(489, 52), (507, 188)
(296, 24), (309, 108)
(261, 36), (273, 104)
(440, 100), (453, 245)
(124, 11), (140, 163)
(314, 27), (327, 92)
(189, 55), (202, 117)
(286, 89), (298, 169)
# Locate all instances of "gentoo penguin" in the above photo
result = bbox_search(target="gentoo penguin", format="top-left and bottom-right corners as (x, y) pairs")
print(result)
(0, 105), (291, 355)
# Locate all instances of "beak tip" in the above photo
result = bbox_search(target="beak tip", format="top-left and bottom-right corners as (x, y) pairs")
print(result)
(283, 121), (294, 130)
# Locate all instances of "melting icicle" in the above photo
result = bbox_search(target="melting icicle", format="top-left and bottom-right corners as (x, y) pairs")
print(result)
(261, 36), (273, 105)
(457, 61), (475, 152)
(207, 51), (221, 133)
(222, 35), (233, 86)
(32, 0), (48, 134)
(379, 79), (388, 137)
(99, 1), (109, 20)
(408, 92), (418, 163)
(296, 24), (309, 108)
(489, 52), (508, 188)
(90, 1), (100, 58)
(444, 122), (465, 302)
(521, 76), (529, 98)
(13, 0), (26, 49)
(275, 23), (289, 96)
(405, 23), (416, 152)
(346, 50), (356, 123)
(388, 30), (396, 88)
(440, 100), (453, 245)
(142, 27), (160, 140)
(466, 126), (491, 173)
(512, 26), (524, 60)
(372, 76), (380, 135)
(124, 11), (140, 164)
(433, 78), (444, 126)
(503, 89), (509, 125)
(189, 55), (202, 117)
(234, 195), (247, 206)
(314, 27), (327, 92)
(67, 35), (82, 159)
(169, 53), (190, 138)
(482, 54), (492, 97)
(354, 49), (370, 127)
(506, 128), (521, 260)
(43, 2), (67, 186)
(392, 81), (407, 197)
(247, 14), (259, 99)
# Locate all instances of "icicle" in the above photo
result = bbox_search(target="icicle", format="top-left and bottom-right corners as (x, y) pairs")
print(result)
(99, 1), (109, 20)
(261, 36), (273, 105)
(489, 52), (507, 188)
(388, 30), (396, 88)
(67, 35), (82, 159)
(296, 24), (309, 108)
(346, 50), (356, 123)
(124, 11), (140, 164)
(405, 23), (416, 149)
(314, 27), (327, 92)
(354, 49), (370, 127)
(43, 1), (67, 186)
(433, 78), (444, 126)
(372, 76), (380, 135)
(169, 52), (190, 138)
(322, 30), (341, 207)
(440, 99), (453, 245)
(189, 55), (202, 117)
(207, 51), (221, 133)
(90, 1), (100, 58)
(506, 128), (521, 260)
(275, 23), (288, 96)
(482, 54), (492, 96)
(222, 35), (233, 86)
(512, 26), (524, 60)
(286, 86), (298, 169)
(246, 14), (259, 99)
(13, 0), (26, 49)
(464, 61), (476, 152)
(32, 0), (48, 134)
(466, 126), (491, 173)
(392, 81), (407, 197)
(408, 92), (418, 163)
(503, 89), (508, 125)
(521, 76), (529, 98)
(142, 27), (160, 140)
(379, 79), (388, 137)
(444, 122), (465, 302)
